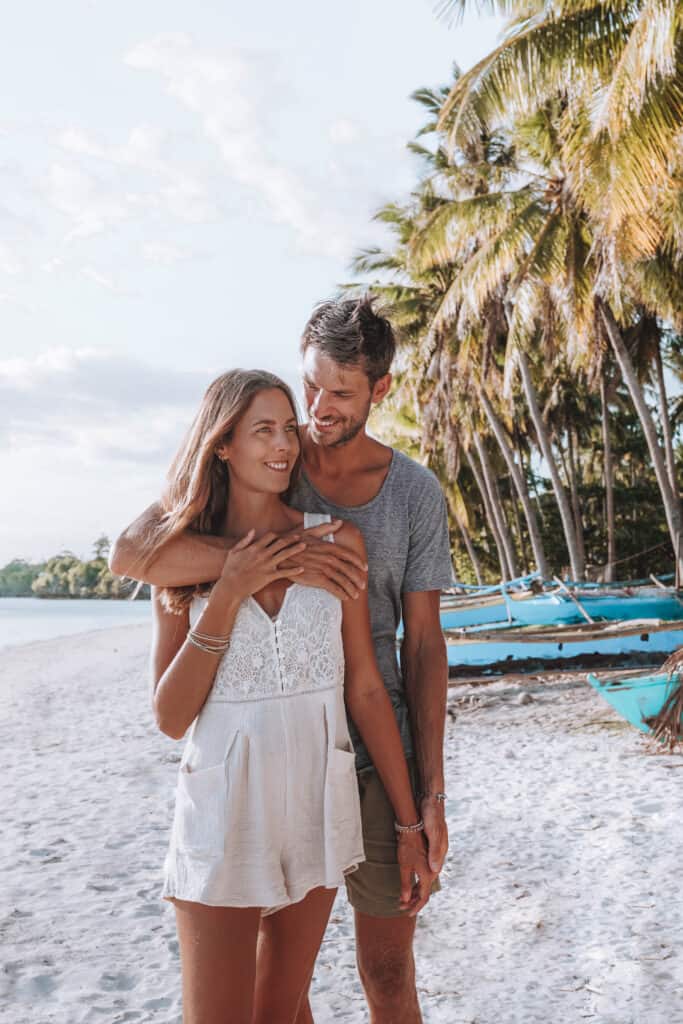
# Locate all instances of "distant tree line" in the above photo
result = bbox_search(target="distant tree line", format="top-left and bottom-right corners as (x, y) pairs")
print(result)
(0, 536), (150, 599)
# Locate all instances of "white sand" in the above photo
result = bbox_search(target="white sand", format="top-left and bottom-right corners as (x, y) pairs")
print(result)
(2, 629), (683, 1024)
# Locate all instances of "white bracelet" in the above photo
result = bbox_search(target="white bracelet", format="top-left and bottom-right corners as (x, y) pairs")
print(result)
(394, 819), (425, 835)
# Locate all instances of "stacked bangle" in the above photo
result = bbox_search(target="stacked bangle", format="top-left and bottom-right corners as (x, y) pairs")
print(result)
(187, 628), (231, 655)
(394, 819), (425, 835)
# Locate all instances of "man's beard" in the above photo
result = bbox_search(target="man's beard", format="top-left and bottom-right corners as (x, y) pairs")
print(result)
(310, 405), (370, 448)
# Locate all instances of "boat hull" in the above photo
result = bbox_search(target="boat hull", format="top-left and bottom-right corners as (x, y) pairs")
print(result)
(587, 671), (683, 735)
(504, 591), (683, 628)
(444, 620), (683, 675)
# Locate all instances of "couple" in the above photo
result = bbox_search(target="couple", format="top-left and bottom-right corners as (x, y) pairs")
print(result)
(111, 297), (452, 1023)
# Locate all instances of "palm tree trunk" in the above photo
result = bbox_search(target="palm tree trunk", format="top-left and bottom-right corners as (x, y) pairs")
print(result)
(464, 445), (509, 580)
(507, 495), (527, 573)
(455, 513), (484, 585)
(566, 420), (587, 575)
(653, 338), (678, 496)
(599, 300), (683, 576)
(517, 349), (585, 580)
(600, 375), (616, 582)
(479, 389), (551, 578)
(471, 429), (519, 579)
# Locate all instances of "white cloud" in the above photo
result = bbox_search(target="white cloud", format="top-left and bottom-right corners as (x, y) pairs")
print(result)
(81, 266), (128, 293)
(328, 119), (360, 145)
(124, 34), (357, 258)
(44, 162), (133, 242)
(57, 124), (218, 226)
(0, 347), (210, 464)
(0, 241), (24, 275)
(141, 240), (193, 264)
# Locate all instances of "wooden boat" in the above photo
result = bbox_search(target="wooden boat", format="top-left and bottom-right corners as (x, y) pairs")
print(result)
(587, 669), (683, 737)
(503, 587), (683, 628)
(443, 618), (683, 675)
(440, 592), (508, 629)
(438, 572), (542, 630)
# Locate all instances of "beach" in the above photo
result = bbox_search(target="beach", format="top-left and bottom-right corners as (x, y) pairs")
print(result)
(2, 627), (682, 1024)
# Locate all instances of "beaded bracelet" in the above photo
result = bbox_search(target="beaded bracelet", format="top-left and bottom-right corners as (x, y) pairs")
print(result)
(394, 819), (425, 835)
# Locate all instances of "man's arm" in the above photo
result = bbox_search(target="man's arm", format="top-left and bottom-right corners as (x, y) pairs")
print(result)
(109, 503), (229, 586)
(109, 503), (369, 596)
(401, 589), (449, 873)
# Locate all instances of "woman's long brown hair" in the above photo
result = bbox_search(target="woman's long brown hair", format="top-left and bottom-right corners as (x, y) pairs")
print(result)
(135, 369), (301, 612)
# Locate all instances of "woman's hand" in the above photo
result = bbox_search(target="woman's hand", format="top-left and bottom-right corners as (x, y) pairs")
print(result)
(397, 831), (435, 916)
(216, 529), (307, 602)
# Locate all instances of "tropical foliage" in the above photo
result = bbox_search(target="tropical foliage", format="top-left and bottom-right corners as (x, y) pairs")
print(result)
(356, 0), (683, 583)
(0, 536), (149, 599)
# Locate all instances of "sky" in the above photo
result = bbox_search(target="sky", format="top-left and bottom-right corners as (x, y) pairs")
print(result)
(0, 0), (504, 566)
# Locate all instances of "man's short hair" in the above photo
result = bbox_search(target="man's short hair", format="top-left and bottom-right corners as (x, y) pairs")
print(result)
(300, 296), (396, 386)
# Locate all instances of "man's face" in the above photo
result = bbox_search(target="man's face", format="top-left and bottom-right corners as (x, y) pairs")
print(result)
(302, 348), (387, 449)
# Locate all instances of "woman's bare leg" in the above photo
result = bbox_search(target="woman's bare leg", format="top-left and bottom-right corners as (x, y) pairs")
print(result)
(253, 886), (337, 1024)
(174, 898), (261, 1024)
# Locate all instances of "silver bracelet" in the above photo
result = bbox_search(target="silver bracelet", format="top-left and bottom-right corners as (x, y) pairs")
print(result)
(186, 629), (231, 655)
(394, 819), (425, 835)
(420, 792), (447, 803)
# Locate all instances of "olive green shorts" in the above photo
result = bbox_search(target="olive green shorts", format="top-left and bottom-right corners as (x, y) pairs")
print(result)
(344, 759), (441, 918)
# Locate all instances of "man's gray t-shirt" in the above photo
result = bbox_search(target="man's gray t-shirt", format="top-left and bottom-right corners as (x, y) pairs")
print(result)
(290, 448), (453, 771)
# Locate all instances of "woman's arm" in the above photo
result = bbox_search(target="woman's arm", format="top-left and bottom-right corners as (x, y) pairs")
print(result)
(337, 523), (436, 913)
(150, 582), (242, 739)
(151, 530), (307, 738)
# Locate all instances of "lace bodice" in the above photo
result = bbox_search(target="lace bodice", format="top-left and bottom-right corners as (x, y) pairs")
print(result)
(190, 514), (344, 702)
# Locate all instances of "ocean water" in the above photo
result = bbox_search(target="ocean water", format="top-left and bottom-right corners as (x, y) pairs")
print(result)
(0, 597), (152, 650)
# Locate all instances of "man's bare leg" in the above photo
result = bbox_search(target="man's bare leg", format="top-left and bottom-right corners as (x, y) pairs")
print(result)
(354, 911), (421, 1024)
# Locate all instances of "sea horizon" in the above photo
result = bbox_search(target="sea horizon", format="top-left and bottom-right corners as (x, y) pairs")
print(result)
(0, 596), (153, 650)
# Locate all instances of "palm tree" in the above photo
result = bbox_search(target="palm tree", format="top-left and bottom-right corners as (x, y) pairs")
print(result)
(436, 0), (683, 260)
(432, 1), (683, 572)
(409, 94), (591, 578)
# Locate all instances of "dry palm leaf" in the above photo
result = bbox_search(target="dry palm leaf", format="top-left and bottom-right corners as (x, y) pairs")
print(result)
(647, 661), (683, 752)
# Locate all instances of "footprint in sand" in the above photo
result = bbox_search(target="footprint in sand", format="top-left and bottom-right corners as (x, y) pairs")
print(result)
(133, 901), (164, 918)
(23, 973), (59, 997)
(99, 971), (138, 992)
(142, 996), (172, 1010)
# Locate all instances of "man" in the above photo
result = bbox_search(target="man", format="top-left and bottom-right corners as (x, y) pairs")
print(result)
(110, 297), (451, 1023)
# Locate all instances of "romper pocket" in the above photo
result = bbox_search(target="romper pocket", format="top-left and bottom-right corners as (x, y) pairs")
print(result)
(174, 761), (227, 857)
(326, 747), (361, 836)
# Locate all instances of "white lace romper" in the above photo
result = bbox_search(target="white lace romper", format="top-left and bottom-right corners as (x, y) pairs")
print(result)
(162, 513), (364, 913)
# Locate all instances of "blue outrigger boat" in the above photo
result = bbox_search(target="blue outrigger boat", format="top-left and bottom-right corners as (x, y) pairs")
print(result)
(587, 669), (683, 744)
(443, 619), (683, 676)
(503, 586), (683, 628)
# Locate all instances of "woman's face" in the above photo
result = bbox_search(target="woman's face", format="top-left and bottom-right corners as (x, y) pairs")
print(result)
(220, 387), (300, 495)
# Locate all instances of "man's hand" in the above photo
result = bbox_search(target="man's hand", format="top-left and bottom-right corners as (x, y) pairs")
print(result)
(397, 832), (435, 915)
(421, 795), (449, 874)
(278, 521), (368, 600)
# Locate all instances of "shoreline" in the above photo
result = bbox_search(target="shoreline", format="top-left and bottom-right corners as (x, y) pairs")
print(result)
(2, 629), (682, 1024)
(0, 621), (150, 656)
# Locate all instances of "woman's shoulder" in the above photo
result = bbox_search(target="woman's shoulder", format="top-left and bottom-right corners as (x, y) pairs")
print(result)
(334, 520), (366, 556)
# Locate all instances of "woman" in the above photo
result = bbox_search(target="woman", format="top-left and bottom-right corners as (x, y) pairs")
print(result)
(146, 370), (429, 1024)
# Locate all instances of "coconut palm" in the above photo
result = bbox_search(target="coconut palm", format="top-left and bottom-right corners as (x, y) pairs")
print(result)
(411, 68), (683, 574)
(436, 0), (683, 261)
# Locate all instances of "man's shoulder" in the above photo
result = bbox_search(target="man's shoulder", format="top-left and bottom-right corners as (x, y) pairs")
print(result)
(390, 449), (444, 498)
